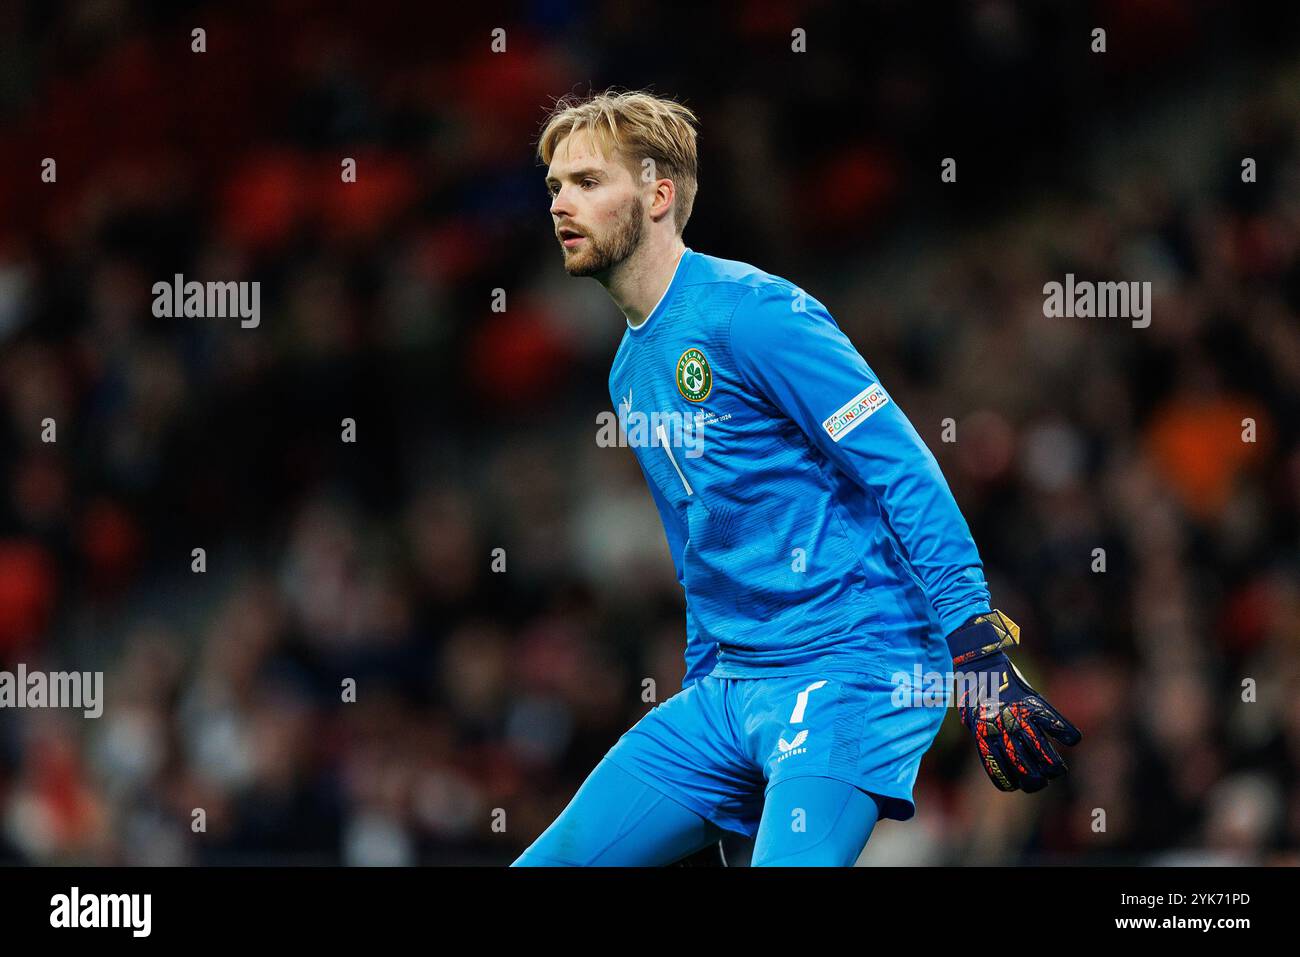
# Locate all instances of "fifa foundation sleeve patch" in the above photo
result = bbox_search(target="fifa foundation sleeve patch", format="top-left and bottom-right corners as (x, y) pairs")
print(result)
(821, 382), (890, 442)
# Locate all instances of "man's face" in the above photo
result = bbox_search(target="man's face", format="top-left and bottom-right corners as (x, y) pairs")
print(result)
(546, 130), (645, 277)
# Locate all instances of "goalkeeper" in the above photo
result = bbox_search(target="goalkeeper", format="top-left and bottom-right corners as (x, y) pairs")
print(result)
(514, 90), (1080, 867)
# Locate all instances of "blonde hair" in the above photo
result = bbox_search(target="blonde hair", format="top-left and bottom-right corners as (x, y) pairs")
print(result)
(538, 90), (699, 234)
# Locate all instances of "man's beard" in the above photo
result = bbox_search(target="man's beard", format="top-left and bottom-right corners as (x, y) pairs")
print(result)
(563, 196), (644, 277)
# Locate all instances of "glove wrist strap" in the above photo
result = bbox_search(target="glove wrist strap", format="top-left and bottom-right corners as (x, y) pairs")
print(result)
(946, 609), (1021, 666)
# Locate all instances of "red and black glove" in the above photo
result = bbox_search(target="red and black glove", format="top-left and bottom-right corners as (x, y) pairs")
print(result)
(945, 610), (1082, 793)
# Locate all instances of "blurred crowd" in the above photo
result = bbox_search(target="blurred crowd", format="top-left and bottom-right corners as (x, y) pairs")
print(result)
(0, 1), (1296, 864)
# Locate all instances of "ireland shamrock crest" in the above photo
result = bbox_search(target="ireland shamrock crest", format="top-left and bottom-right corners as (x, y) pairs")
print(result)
(675, 347), (713, 402)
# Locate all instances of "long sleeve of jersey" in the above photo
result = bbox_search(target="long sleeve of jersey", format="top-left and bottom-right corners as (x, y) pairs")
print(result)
(728, 283), (991, 638)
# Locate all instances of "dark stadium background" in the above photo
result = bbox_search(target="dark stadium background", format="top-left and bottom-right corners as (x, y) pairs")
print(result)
(0, 0), (1296, 865)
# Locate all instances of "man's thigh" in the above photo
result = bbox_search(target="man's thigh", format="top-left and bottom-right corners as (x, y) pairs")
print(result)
(515, 677), (764, 864)
(602, 675), (766, 837)
(512, 759), (724, 866)
(751, 775), (881, 867)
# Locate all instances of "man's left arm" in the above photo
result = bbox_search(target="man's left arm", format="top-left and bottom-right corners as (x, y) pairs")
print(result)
(728, 283), (1081, 793)
(728, 283), (989, 636)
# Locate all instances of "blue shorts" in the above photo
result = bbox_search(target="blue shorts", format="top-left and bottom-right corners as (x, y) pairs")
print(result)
(603, 662), (947, 838)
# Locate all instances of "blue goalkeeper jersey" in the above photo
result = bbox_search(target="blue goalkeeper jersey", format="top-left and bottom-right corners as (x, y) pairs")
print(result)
(608, 248), (991, 683)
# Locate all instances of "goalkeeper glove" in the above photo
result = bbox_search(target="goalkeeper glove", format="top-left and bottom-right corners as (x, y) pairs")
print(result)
(945, 610), (1082, 793)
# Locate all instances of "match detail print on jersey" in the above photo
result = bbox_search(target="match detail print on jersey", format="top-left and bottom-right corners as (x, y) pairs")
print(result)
(821, 382), (890, 442)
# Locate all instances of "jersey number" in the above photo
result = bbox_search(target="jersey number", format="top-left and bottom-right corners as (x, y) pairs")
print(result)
(656, 423), (694, 496)
(789, 680), (828, 723)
